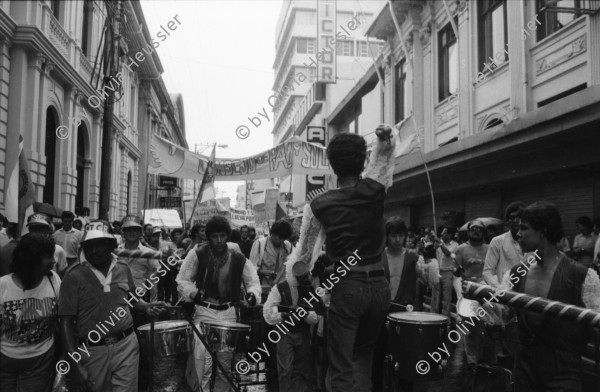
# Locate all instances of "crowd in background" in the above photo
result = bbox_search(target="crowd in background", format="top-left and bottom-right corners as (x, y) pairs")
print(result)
(0, 203), (599, 391)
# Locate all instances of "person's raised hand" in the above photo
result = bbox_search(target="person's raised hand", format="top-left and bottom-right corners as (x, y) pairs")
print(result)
(375, 124), (393, 144)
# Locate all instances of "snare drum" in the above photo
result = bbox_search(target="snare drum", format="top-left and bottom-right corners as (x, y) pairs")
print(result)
(200, 320), (251, 353)
(386, 312), (449, 381)
(138, 320), (193, 357)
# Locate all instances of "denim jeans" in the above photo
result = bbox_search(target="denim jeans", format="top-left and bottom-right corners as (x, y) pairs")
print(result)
(0, 344), (55, 392)
(326, 275), (390, 392)
(277, 329), (314, 392)
(439, 271), (455, 317)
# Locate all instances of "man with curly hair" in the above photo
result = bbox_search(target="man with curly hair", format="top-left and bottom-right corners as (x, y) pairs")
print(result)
(284, 124), (397, 391)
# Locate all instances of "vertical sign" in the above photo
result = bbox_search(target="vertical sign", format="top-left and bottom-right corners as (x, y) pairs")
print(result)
(245, 180), (254, 210)
(317, 0), (336, 83)
(306, 126), (327, 201)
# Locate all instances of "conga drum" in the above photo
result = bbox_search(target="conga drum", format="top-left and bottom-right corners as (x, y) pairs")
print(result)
(386, 312), (449, 381)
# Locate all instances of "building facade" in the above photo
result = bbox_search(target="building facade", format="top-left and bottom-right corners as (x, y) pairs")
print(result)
(328, 0), (600, 242)
(0, 0), (186, 222)
(272, 0), (385, 207)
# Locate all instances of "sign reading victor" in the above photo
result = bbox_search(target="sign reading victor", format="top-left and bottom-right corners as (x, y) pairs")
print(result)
(317, 0), (337, 83)
(306, 126), (327, 201)
(159, 176), (178, 188)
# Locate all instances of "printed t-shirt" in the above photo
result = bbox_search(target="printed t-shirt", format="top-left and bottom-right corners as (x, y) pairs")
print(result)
(455, 242), (489, 282)
(0, 271), (60, 358)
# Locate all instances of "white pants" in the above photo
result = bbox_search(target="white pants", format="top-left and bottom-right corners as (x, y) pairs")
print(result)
(187, 306), (237, 392)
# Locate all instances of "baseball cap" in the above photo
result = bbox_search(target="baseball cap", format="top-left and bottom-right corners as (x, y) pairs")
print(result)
(122, 215), (142, 229)
(26, 213), (51, 228)
(81, 220), (117, 246)
(152, 227), (162, 235)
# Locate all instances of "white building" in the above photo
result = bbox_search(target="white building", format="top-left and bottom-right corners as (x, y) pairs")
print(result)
(271, 0), (386, 207)
(0, 0), (186, 222)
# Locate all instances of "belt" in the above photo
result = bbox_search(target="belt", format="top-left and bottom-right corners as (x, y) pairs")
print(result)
(199, 301), (234, 311)
(346, 269), (385, 279)
(79, 327), (134, 346)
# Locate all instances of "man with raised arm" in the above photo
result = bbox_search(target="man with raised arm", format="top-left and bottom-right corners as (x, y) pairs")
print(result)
(283, 124), (397, 391)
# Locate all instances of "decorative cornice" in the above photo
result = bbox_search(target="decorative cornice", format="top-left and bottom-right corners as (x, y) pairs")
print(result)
(536, 35), (586, 76)
(28, 52), (45, 70)
(43, 59), (54, 76)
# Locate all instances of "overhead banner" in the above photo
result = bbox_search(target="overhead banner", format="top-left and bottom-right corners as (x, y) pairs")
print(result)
(213, 136), (331, 181)
(149, 135), (208, 179)
(149, 135), (331, 181)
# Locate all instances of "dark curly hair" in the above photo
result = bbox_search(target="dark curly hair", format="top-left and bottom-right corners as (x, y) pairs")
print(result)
(326, 133), (367, 178)
(270, 220), (293, 240)
(518, 202), (563, 244)
(205, 215), (231, 239)
(385, 217), (408, 246)
(575, 216), (593, 231)
(11, 234), (56, 290)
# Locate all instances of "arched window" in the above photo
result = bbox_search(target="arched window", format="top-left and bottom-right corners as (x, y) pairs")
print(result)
(126, 171), (132, 215)
(43, 107), (59, 205)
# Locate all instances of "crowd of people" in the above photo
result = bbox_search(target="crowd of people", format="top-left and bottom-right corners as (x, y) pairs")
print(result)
(1, 123), (600, 392)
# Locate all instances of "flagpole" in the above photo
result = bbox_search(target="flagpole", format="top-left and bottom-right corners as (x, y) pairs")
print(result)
(142, 173), (150, 224)
(187, 143), (216, 228)
(386, 0), (437, 232)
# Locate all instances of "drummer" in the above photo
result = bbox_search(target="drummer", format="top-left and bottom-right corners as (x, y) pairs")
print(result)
(263, 260), (318, 392)
(176, 215), (261, 392)
(58, 220), (165, 392)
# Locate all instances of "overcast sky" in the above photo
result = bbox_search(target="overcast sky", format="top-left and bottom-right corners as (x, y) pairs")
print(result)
(140, 0), (283, 203)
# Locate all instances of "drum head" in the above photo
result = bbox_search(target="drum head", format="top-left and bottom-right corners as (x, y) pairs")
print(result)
(138, 320), (189, 331)
(457, 297), (479, 318)
(387, 311), (448, 324)
(202, 320), (251, 331)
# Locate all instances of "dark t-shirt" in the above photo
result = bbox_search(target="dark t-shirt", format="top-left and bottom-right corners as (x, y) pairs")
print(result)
(310, 178), (386, 265)
(0, 240), (19, 277)
(238, 239), (253, 259)
(58, 259), (136, 338)
(455, 242), (489, 281)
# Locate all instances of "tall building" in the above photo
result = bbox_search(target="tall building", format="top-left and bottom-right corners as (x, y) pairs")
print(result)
(272, 0), (385, 207)
(0, 0), (186, 222)
(328, 0), (600, 243)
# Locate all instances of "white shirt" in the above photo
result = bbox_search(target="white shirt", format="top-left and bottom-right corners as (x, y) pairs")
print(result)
(0, 271), (61, 358)
(263, 283), (318, 326)
(82, 255), (118, 293)
(53, 228), (83, 258)
(176, 244), (261, 303)
(483, 231), (525, 288)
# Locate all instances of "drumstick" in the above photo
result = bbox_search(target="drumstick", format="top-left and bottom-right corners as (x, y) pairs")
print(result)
(462, 281), (600, 327)
(114, 249), (162, 259)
